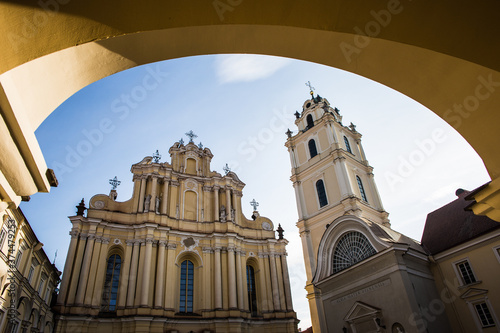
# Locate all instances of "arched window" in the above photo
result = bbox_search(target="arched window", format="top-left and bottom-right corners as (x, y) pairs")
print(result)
(308, 139), (318, 158)
(316, 180), (328, 208)
(101, 254), (121, 311)
(333, 231), (376, 273)
(179, 260), (194, 313)
(306, 114), (314, 129)
(344, 136), (352, 154)
(356, 176), (368, 203)
(246, 265), (258, 316)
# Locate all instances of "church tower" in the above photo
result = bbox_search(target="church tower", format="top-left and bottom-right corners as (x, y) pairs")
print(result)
(285, 87), (390, 330)
(54, 133), (298, 333)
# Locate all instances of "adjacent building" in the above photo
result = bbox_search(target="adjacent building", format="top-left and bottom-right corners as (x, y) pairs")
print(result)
(54, 136), (298, 332)
(0, 207), (60, 333)
(285, 91), (451, 332)
(421, 187), (500, 333)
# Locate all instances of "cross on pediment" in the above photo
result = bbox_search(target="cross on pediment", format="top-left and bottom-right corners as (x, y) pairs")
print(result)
(152, 150), (161, 163)
(250, 199), (259, 211)
(305, 81), (315, 95)
(109, 176), (121, 190)
(185, 130), (198, 143)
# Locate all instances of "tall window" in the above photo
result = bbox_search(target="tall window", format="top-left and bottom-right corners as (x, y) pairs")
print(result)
(316, 180), (328, 208)
(14, 250), (23, 269)
(246, 265), (258, 316)
(27, 265), (35, 283)
(475, 302), (495, 327)
(0, 228), (6, 250)
(356, 176), (368, 203)
(306, 114), (314, 129)
(179, 260), (194, 313)
(308, 139), (318, 158)
(333, 231), (376, 273)
(38, 275), (46, 295)
(456, 260), (476, 285)
(344, 136), (352, 154)
(101, 254), (121, 312)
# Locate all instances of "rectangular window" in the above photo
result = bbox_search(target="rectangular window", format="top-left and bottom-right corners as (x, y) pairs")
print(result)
(456, 260), (476, 285)
(27, 265), (35, 283)
(14, 250), (23, 269)
(0, 228), (6, 251)
(475, 302), (495, 327)
(38, 277), (46, 294)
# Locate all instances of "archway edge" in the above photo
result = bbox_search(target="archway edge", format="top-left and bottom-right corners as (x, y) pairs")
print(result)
(0, 7), (499, 219)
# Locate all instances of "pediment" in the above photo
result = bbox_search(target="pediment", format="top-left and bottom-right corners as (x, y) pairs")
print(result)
(460, 288), (488, 299)
(344, 301), (381, 321)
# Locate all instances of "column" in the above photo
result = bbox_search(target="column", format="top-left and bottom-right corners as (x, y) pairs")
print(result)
(328, 122), (339, 147)
(67, 234), (87, 305)
(269, 253), (281, 311)
(91, 237), (110, 307)
(164, 243), (177, 309)
(225, 187), (232, 221)
(154, 240), (166, 308)
(293, 181), (305, 219)
(213, 186), (219, 221)
(138, 177), (147, 213)
(235, 250), (244, 310)
(57, 230), (79, 305)
(259, 254), (270, 312)
(84, 237), (102, 305)
(227, 247), (237, 309)
(150, 177), (158, 212)
(214, 247), (222, 309)
(356, 139), (368, 163)
(202, 248), (213, 310)
(333, 156), (354, 197)
(169, 180), (179, 218)
(140, 238), (153, 307)
(281, 253), (293, 311)
(367, 172), (384, 211)
(132, 176), (141, 213)
(126, 241), (140, 307)
(275, 254), (286, 311)
(75, 235), (95, 304)
(161, 180), (169, 214)
(117, 240), (133, 309)
(232, 191), (238, 224)
(300, 230), (316, 282)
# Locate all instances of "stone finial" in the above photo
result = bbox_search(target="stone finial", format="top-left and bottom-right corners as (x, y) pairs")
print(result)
(286, 128), (292, 138)
(277, 224), (284, 240)
(76, 199), (86, 216)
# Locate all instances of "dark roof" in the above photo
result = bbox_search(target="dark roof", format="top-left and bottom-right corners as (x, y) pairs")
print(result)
(421, 187), (500, 255)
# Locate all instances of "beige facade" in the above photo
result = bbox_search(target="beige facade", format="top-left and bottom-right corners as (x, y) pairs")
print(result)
(422, 190), (500, 333)
(286, 93), (450, 332)
(0, 208), (60, 333)
(54, 139), (298, 333)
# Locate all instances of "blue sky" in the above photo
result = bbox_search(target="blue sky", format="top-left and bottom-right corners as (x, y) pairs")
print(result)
(20, 54), (491, 330)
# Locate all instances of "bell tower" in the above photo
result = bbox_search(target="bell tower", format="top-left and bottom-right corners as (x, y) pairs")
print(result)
(285, 86), (389, 330)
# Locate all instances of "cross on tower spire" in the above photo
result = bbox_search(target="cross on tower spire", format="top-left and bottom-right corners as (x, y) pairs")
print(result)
(185, 130), (198, 143)
(109, 176), (121, 190)
(250, 199), (259, 211)
(305, 81), (315, 96)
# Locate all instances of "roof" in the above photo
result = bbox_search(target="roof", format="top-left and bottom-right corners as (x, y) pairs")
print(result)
(421, 187), (500, 255)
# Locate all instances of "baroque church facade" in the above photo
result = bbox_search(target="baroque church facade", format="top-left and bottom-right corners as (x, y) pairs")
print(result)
(54, 137), (298, 332)
(285, 91), (451, 333)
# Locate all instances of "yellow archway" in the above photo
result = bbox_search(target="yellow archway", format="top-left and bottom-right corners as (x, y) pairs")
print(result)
(0, 1), (499, 219)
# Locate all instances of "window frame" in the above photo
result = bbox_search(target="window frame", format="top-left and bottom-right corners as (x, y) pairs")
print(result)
(14, 249), (23, 269)
(308, 139), (318, 159)
(246, 264), (258, 317)
(356, 175), (368, 203)
(315, 179), (329, 208)
(100, 253), (122, 312)
(493, 245), (500, 264)
(344, 136), (353, 154)
(179, 259), (194, 313)
(452, 258), (478, 286)
(0, 228), (7, 252)
(27, 264), (35, 284)
(474, 301), (496, 328)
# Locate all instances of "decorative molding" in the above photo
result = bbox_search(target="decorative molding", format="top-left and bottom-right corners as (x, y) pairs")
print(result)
(93, 200), (105, 209)
(125, 239), (134, 246)
(113, 238), (122, 245)
(69, 230), (79, 238)
(158, 240), (167, 247)
(202, 247), (213, 253)
(101, 237), (110, 245)
(87, 234), (96, 241)
(167, 243), (177, 250)
(145, 238), (154, 244)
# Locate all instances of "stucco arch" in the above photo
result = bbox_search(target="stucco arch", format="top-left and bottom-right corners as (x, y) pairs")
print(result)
(0, 1), (499, 219)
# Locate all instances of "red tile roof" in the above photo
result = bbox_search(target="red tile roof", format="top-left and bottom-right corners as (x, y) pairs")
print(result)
(421, 187), (500, 255)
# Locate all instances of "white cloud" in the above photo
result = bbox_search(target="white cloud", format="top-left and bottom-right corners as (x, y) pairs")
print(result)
(215, 54), (291, 83)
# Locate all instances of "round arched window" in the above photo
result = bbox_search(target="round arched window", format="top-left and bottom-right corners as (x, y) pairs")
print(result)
(332, 231), (376, 273)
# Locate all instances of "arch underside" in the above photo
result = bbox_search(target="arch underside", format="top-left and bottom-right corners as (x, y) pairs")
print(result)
(0, 1), (499, 220)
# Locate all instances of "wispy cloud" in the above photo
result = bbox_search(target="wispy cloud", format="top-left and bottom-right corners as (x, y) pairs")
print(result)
(215, 54), (291, 83)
